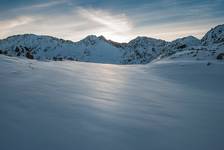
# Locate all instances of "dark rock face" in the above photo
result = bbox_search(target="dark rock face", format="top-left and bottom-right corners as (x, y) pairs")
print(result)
(216, 53), (224, 60)
(26, 52), (34, 59)
(67, 57), (75, 61)
(52, 56), (63, 61)
(15, 47), (20, 52)
(177, 44), (187, 49)
(207, 62), (212, 66)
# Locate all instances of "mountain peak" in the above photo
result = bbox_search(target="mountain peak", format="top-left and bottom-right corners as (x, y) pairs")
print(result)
(82, 35), (98, 41)
(202, 24), (224, 45)
(128, 36), (166, 48)
(130, 36), (163, 42)
(98, 35), (107, 41)
(172, 36), (200, 46)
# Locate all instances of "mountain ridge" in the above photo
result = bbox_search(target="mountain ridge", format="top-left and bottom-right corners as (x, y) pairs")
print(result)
(0, 24), (224, 64)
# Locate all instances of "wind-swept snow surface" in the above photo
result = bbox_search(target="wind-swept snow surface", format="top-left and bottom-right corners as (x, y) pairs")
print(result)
(0, 55), (224, 150)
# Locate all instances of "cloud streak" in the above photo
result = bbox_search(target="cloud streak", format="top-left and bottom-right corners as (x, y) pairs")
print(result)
(78, 7), (133, 32)
(14, 0), (70, 11)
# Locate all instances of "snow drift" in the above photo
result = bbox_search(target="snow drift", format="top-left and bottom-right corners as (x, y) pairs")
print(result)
(0, 55), (224, 150)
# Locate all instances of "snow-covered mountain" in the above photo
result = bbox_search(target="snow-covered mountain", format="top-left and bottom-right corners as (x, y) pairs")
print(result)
(0, 34), (124, 64)
(122, 37), (167, 64)
(202, 24), (224, 45)
(0, 24), (224, 64)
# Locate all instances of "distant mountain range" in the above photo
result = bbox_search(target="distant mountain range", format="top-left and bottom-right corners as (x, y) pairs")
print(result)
(0, 24), (224, 64)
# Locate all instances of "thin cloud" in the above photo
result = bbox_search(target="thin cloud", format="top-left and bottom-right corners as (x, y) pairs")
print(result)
(16, 0), (70, 11)
(77, 7), (133, 33)
(0, 7), (135, 42)
(0, 16), (35, 38)
(0, 16), (33, 29)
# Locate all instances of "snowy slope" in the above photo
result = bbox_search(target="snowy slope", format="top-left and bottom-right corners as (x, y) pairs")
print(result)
(0, 24), (224, 64)
(0, 55), (224, 150)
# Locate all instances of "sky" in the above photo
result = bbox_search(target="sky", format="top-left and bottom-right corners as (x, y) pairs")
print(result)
(0, 0), (224, 42)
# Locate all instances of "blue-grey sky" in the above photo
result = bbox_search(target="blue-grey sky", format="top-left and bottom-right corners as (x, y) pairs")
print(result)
(0, 0), (223, 42)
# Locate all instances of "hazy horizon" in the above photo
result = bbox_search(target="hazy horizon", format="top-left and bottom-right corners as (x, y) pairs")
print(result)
(0, 0), (224, 42)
